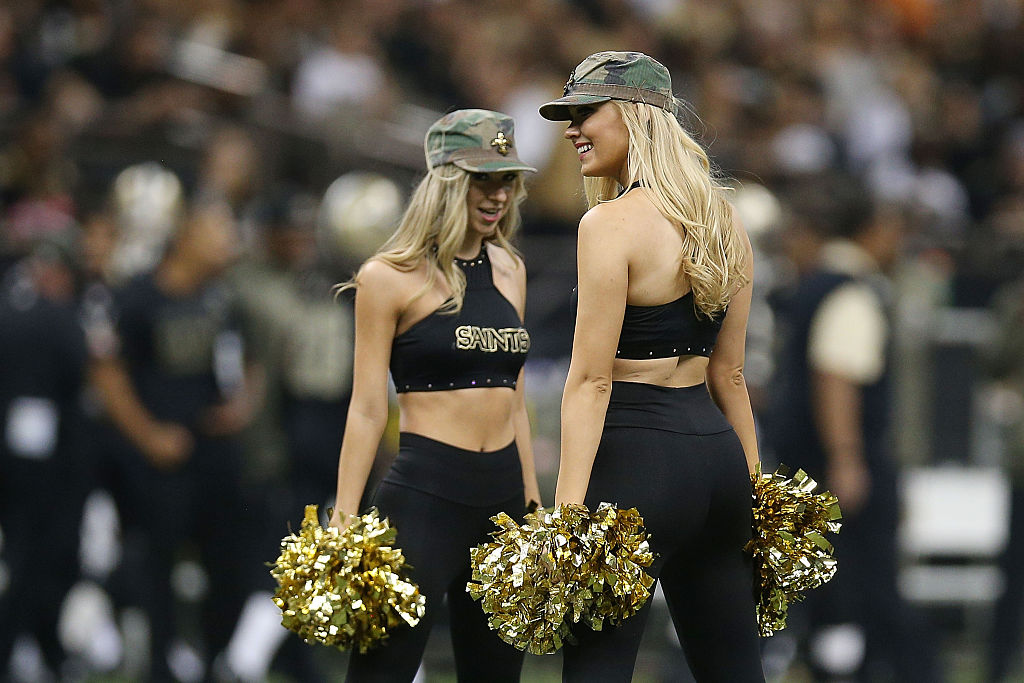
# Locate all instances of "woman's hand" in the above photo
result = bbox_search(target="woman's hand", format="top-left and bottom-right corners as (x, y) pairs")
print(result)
(328, 508), (355, 531)
(553, 490), (587, 507)
(524, 484), (543, 511)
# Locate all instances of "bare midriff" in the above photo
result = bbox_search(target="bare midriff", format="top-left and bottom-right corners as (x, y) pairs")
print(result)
(612, 354), (710, 388)
(397, 387), (518, 452)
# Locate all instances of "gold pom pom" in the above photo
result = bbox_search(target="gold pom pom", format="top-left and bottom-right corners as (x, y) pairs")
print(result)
(270, 505), (426, 653)
(746, 464), (843, 636)
(467, 502), (655, 654)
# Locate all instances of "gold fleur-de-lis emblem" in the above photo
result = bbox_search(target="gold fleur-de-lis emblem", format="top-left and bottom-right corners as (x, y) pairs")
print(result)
(490, 131), (511, 155)
(564, 71), (576, 95)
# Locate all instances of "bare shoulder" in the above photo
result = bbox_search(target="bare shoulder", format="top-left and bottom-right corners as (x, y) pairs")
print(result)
(485, 241), (523, 270)
(578, 191), (653, 247)
(579, 200), (629, 240)
(357, 257), (422, 305)
(486, 242), (525, 278)
(358, 257), (403, 287)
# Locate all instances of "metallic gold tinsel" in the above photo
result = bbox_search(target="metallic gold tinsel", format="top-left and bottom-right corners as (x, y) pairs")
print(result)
(466, 502), (655, 655)
(746, 464), (843, 637)
(270, 505), (426, 653)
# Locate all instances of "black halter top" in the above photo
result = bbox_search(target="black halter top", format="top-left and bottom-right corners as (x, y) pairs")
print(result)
(579, 181), (724, 359)
(389, 246), (529, 392)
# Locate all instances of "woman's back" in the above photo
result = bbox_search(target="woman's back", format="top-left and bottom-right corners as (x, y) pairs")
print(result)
(593, 186), (715, 387)
(544, 51), (765, 682)
(613, 187), (688, 307)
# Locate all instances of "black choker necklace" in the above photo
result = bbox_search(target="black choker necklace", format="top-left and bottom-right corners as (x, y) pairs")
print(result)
(454, 244), (487, 267)
(617, 180), (645, 197)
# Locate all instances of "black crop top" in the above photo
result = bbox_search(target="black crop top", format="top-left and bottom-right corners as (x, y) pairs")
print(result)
(389, 246), (529, 393)
(570, 289), (724, 360)
(616, 291), (723, 359)
(570, 181), (724, 359)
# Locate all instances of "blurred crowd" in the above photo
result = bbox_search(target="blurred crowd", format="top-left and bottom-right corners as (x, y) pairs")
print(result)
(0, 0), (1022, 681)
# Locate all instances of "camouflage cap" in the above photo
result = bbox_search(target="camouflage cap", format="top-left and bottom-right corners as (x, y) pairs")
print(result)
(425, 109), (537, 174)
(539, 51), (675, 121)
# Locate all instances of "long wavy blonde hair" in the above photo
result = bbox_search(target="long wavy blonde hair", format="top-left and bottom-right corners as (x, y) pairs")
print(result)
(336, 164), (526, 313)
(584, 100), (748, 317)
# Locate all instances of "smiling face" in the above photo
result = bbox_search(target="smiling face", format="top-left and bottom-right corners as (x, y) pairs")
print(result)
(465, 171), (518, 237)
(564, 102), (630, 184)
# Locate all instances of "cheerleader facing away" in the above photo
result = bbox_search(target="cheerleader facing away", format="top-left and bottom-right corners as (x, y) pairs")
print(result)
(540, 52), (766, 682)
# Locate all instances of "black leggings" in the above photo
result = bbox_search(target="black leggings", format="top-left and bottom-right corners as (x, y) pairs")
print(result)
(346, 432), (526, 683)
(562, 382), (765, 683)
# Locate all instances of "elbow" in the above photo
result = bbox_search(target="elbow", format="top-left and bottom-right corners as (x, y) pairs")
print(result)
(707, 364), (746, 393)
(346, 396), (388, 430)
(567, 370), (613, 397)
(582, 372), (613, 395)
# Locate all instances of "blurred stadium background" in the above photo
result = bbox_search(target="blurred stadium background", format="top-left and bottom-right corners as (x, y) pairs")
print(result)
(0, 0), (1022, 681)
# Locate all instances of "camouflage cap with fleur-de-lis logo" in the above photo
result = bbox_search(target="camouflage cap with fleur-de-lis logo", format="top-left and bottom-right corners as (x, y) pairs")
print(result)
(539, 51), (676, 121)
(424, 109), (537, 174)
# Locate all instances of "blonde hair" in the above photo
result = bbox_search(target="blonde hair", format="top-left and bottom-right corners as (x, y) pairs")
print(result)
(583, 100), (748, 316)
(335, 164), (526, 313)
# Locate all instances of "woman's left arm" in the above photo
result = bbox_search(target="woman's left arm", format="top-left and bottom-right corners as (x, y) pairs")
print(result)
(514, 369), (542, 508)
(706, 217), (760, 474)
(511, 256), (542, 507)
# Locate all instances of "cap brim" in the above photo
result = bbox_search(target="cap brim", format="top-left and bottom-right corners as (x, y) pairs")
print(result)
(538, 94), (611, 121)
(453, 159), (537, 174)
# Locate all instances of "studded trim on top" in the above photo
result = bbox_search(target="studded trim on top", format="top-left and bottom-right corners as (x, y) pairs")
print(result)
(454, 244), (487, 269)
(454, 255), (487, 268)
(399, 375), (518, 392)
(390, 243), (527, 393)
(615, 344), (710, 359)
(455, 245), (491, 290)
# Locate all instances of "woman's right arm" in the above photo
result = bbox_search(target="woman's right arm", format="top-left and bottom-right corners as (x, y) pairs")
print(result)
(330, 260), (402, 527)
(556, 205), (630, 505)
